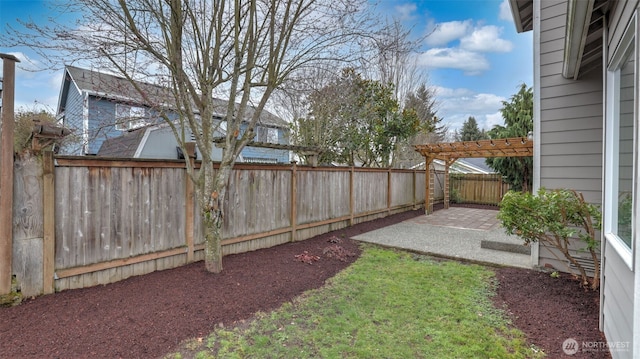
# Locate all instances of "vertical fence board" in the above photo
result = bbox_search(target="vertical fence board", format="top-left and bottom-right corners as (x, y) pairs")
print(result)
(54, 166), (68, 270)
(353, 171), (388, 213)
(390, 172), (414, 207)
(13, 154), (45, 296)
(110, 168), (123, 259)
(97, 167), (112, 264)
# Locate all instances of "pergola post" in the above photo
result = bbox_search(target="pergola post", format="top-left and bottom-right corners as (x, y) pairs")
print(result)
(424, 156), (434, 215)
(0, 53), (20, 295)
(444, 159), (450, 209)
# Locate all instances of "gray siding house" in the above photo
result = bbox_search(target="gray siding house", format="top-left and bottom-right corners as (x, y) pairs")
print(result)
(57, 66), (289, 163)
(96, 122), (226, 161)
(511, 0), (638, 357)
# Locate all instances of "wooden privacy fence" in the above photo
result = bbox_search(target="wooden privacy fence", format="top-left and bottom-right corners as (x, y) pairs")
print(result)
(449, 173), (510, 205)
(12, 153), (426, 295)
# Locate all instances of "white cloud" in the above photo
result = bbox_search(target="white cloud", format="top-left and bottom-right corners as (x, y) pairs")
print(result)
(440, 91), (504, 113)
(419, 20), (512, 74)
(433, 86), (474, 98)
(499, 0), (514, 22)
(49, 72), (63, 89)
(433, 87), (506, 131)
(485, 111), (505, 129)
(460, 25), (513, 52)
(395, 3), (417, 21)
(424, 20), (472, 47)
(418, 48), (489, 75)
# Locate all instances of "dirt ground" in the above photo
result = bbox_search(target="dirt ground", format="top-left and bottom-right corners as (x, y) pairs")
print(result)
(0, 208), (607, 358)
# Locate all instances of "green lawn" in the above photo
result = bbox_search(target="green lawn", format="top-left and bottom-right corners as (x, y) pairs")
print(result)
(165, 245), (543, 359)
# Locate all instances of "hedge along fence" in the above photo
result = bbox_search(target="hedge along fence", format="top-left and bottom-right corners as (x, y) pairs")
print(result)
(12, 153), (426, 295)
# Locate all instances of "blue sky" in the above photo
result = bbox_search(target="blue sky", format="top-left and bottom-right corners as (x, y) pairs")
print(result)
(0, 0), (533, 133)
(374, 0), (533, 132)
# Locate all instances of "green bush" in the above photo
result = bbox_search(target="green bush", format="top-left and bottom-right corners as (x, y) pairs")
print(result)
(449, 188), (461, 204)
(498, 188), (601, 290)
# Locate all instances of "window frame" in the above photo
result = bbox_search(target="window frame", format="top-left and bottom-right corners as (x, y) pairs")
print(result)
(115, 104), (148, 131)
(605, 11), (639, 269)
(256, 126), (279, 144)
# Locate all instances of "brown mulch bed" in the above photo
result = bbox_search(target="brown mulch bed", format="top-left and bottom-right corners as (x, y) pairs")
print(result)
(0, 208), (607, 358)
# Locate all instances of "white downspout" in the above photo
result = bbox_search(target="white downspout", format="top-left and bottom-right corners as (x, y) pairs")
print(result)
(531, 0), (541, 267)
(600, 13), (607, 335)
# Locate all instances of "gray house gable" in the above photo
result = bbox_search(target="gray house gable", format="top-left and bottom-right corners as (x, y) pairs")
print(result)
(97, 121), (227, 161)
(56, 66), (290, 162)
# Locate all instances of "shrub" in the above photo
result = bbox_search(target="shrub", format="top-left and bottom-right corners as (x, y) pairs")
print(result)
(498, 188), (601, 290)
(14, 110), (57, 153)
(449, 188), (461, 204)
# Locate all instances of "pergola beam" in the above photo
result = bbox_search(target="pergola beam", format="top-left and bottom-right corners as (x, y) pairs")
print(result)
(415, 137), (533, 160)
(415, 137), (533, 215)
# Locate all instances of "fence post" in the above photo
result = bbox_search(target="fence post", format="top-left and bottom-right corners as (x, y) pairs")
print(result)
(42, 151), (55, 294)
(412, 170), (417, 210)
(387, 168), (391, 214)
(290, 161), (297, 242)
(349, 166), (354, 225)
(0, 53), (19, 295)
(184, 143), (196, 262)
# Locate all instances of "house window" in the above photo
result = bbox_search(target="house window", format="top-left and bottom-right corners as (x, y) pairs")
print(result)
(605, 12), (638, 268)
(256, 126), (279, 144)
(115, 104), (148, 131)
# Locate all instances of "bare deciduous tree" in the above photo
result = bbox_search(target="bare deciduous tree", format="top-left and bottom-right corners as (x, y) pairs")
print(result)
(6, 0), (371, 272)
(361, 19), (430, 105)
(358, 19), (441, 167)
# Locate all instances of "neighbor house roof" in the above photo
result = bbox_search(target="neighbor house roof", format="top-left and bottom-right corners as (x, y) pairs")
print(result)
(96, 126), (148, 158)
(411, 158), (495, 174)
(58, 65), (289, 129)
(460, 157), (494, 173)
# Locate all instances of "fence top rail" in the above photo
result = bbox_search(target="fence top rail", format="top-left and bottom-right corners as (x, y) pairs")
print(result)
(54, 156), (188, 169)
(450, 173), (503, 179)
(53, 155), (426, 173)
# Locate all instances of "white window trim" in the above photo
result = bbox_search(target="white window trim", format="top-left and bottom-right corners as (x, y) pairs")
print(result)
(605, 10), (638, 269)
(256, 126), (279, 144)
(115, 104), (148, 131)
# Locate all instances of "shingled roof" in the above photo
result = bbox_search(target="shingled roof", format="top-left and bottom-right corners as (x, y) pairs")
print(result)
(60, 66), (288, 129)
(96, 126), (148, 158)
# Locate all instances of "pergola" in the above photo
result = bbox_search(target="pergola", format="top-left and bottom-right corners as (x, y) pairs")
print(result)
(414, 136), (533, 214)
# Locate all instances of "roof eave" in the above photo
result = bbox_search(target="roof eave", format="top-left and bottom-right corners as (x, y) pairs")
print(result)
(510, 0), (525, 33)
(509, 0), (534, 33)
(562, 0), (596, 80)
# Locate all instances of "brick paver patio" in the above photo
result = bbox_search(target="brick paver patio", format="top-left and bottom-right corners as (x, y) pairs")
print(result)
(409, 207), (501, 231)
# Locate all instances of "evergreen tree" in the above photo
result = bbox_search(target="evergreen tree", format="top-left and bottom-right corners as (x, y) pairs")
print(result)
(404, 83), (448, 140)
(391, 83), (447, 168)
(486, 84), (533, 192)
(457, 116), (488, 141)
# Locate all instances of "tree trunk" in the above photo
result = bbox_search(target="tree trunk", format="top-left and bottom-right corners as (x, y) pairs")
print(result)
(203, 210), (223, 273)
(200, 158), (233, 273)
